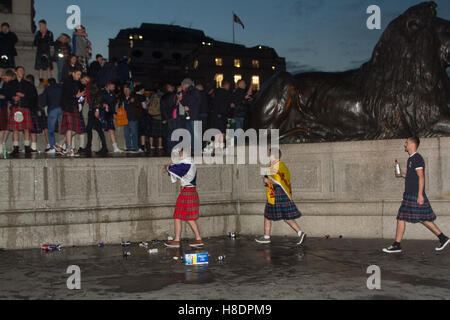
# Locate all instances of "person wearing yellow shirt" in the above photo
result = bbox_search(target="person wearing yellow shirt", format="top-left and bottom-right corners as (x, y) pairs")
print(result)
(255, 148), (307, 245)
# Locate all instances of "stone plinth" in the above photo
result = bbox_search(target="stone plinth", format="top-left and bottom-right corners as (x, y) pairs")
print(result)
(1, 137), (450, 249)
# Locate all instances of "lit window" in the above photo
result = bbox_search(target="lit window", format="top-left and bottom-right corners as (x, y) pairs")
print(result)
(194, 60), (199, 69)
(139, 35), (143, 40)
(272, 66), (276, 70)
(215, 58), (223, 66)
(234, 74), (242, 84)
(129, 35), (133, 40)
(216, 74), (224, 88)
(252, 60), (260, 68)
(258, 46), (262, 49)
(202, 42), (206, 45)
(252, 75), (260, 91)
(234, 59), (241, 68)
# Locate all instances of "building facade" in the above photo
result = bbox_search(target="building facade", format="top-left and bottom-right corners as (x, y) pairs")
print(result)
(109, 23), (286, 90)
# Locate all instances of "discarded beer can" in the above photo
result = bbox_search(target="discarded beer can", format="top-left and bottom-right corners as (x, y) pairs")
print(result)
(325, 235), (330, 240)
(167, 236), (174, 241)
(228, 232), (236, 239)
(173, 256), (179, 260)
(218, 255), (226, 261)
(98, 242), (104, 247)
(41, 244), (62, 252)
(148, 249), (158, 254)
(139, 242), (149, 248)
(121, 241), (131, 247)
(123, 251), (131, 258)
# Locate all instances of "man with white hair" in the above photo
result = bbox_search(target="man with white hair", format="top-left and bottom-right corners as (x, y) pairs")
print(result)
(180, 78), (201, 155)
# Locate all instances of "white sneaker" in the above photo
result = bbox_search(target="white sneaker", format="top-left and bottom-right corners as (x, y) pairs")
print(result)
(138, 148), (145, 153)
(297, 232), (307, 245)
(255, 236), (271, 244)
(114, 147), (123, 153)
(66, 150), (80, 157)
(46, 149), (56, 154)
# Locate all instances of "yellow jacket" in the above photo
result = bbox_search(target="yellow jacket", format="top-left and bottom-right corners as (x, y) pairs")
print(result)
(266, 160), (293, 205)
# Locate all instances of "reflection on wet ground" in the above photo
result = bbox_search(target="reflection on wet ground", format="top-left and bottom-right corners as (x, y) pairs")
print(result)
(0, 236), (449, 300)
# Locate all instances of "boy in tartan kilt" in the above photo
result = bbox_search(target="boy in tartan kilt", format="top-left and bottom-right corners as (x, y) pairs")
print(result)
(383, 137), (450, 253)
(59, 69), (88, 157)
(255, 148), (307, 245)
(4, 66), (37, 155)
(162, 149), (204, 249)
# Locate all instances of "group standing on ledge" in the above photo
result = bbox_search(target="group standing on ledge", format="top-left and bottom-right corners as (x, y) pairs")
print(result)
(0, 19), (255, 158)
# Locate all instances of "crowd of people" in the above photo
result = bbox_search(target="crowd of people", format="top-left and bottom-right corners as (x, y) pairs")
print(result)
(0, 20), (255, 158)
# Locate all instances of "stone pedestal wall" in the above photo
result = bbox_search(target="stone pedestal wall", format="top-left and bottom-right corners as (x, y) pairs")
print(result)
(1, 138), (449, 249)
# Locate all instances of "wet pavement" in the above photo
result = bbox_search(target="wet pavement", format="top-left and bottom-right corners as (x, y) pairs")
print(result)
(0, 236), (449, 300)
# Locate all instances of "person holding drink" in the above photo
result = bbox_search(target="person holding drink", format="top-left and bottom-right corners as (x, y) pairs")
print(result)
(383, 137), (450, 253)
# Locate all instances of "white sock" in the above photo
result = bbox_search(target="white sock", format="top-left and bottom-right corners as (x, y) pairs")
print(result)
(46, 144), (50, 149)
(24, 140), (30, 147)
(79, 134), (86, 147)
(113, 143), (118, 148)
(264, 235), (270, 240)
(13, 141), (19, 147)
(298, 231), (303, 237)
(31, 142), (37, 150)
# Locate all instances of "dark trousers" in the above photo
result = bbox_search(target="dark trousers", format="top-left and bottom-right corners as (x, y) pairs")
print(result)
(86, 110), (107, 150)
(166, 118), (181, 154)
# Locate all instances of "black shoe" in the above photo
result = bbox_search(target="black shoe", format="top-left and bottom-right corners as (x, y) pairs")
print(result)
(25, 146), (32, 154)
(436, 237), (450, 252)
(10, 146), (20, 157)
(383, 243), (402, 254)
(96, 149), (108, 156)
(31, 148), (38, 153)
(79, 147), (92, 155)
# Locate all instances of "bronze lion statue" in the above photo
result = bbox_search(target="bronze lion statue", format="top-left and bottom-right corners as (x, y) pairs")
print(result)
(251, 1), (450, 143)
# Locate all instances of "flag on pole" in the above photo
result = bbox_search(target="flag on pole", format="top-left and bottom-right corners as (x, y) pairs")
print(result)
(233, 13), (245, 29)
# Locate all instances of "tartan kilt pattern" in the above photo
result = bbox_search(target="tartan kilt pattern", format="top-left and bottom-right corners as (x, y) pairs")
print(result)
(151, 119), (164, 138)
(30, 112), (43, 134)
(265, 184), (302, 221)
(60, 112), (82, 135)
(174, 187), (200, 221)
(39, 114), (48, 130)
(102, 118), (115, 132)
(0, 107), (8, 131)
(397, 193), (436, 223)
(7, 106), (34, 131)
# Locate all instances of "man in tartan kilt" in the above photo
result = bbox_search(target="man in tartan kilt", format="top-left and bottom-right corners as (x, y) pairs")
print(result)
(4, 66), (37, 155)
(383, 137), (450, 253)
(59, 69), (88, 157)
(0, 69), (15, 155)
(25, 74), (48, 153)
(255, 148), (307, 245)
(162, 149), (204, 249)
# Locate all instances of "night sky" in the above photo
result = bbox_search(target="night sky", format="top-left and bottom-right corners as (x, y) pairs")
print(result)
(35, 0), (450, 74)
